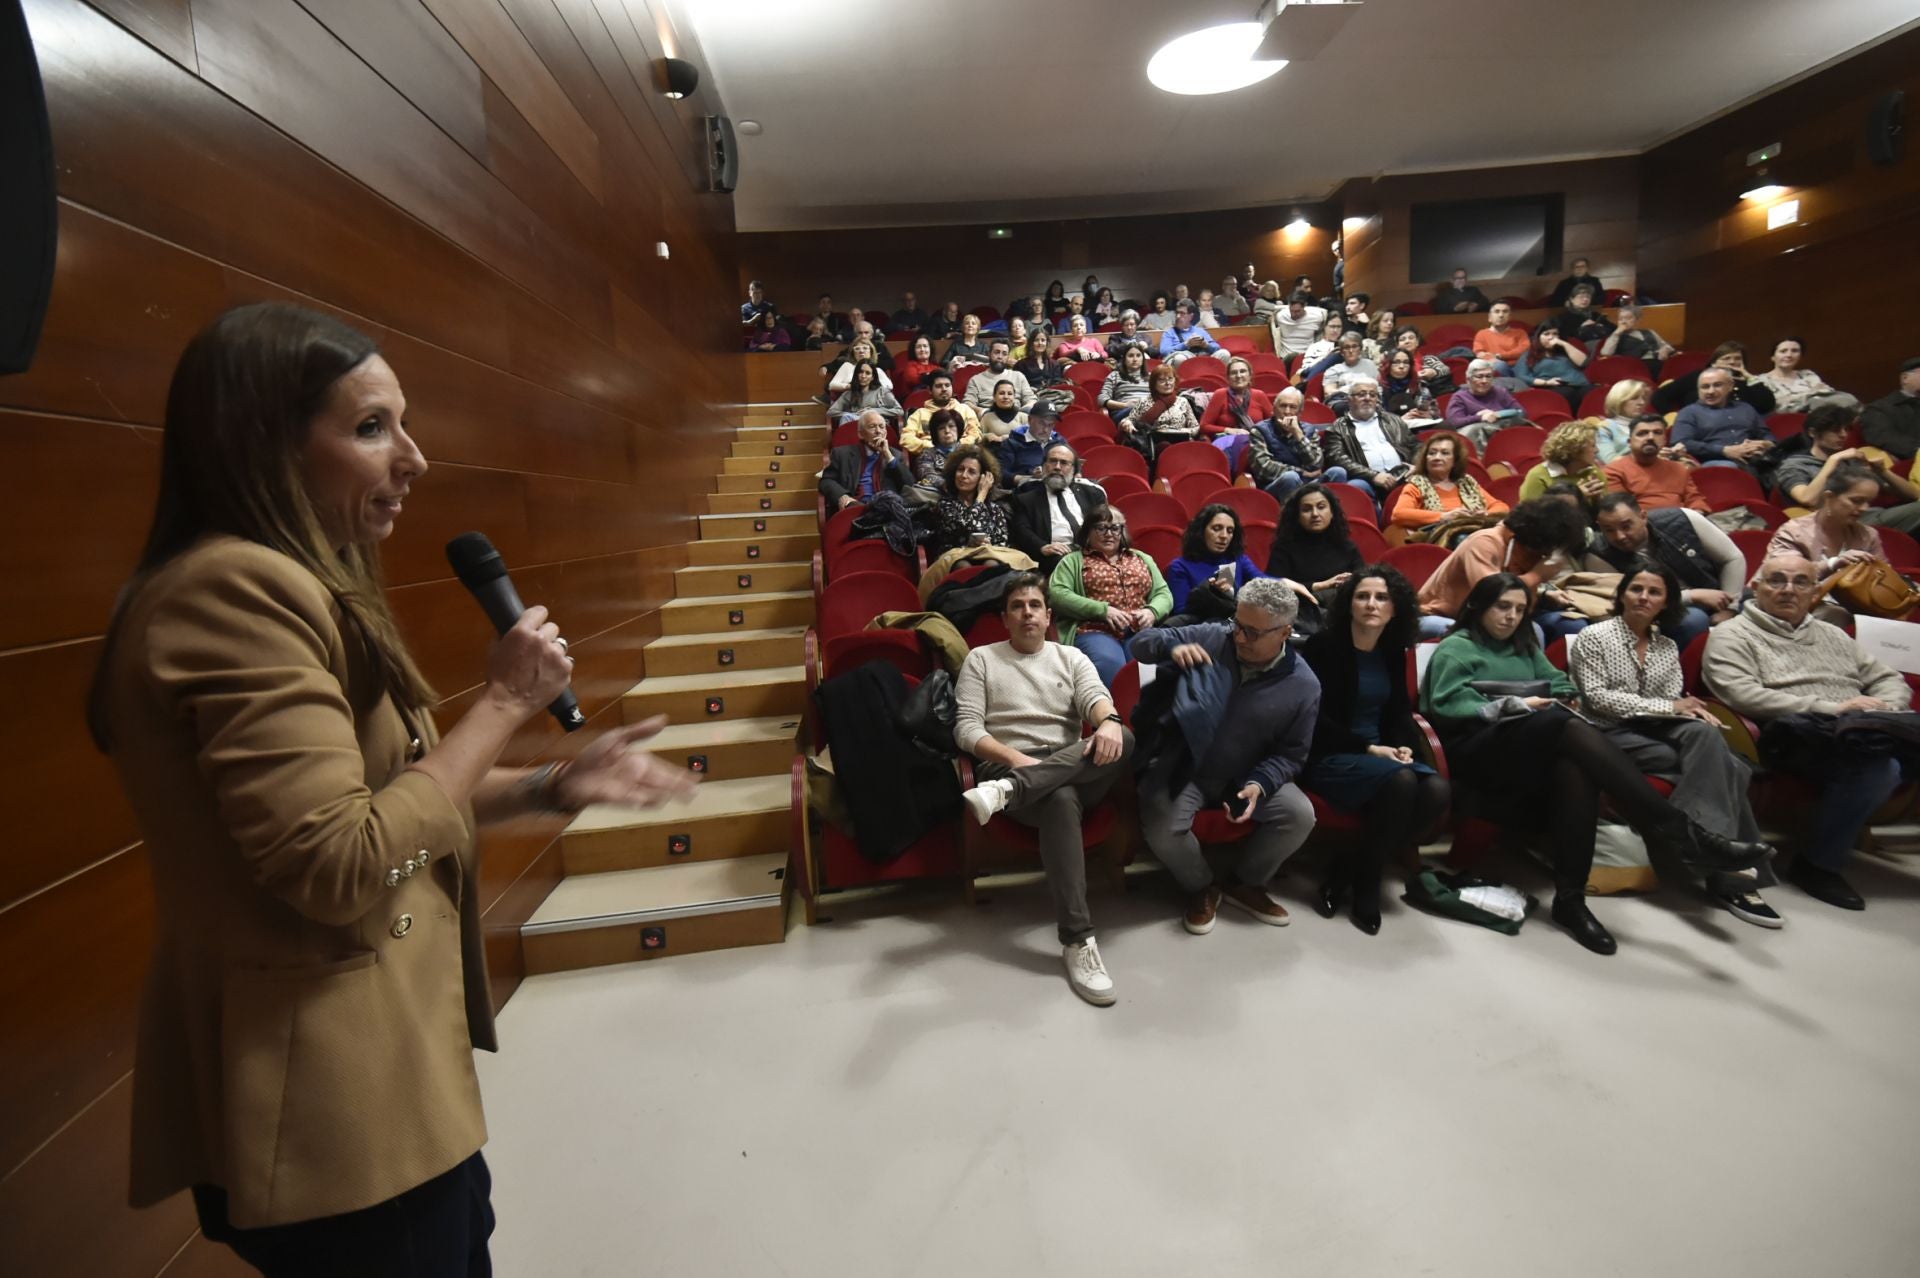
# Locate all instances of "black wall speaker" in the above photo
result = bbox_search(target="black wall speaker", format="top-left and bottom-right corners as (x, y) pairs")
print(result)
(0, 0), (57, 375)
(1868, 90), (1905, 167)
(705, 115), (738, 194)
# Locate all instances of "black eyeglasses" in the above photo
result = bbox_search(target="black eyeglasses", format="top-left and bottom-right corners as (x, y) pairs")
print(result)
(1090, 521), (1122, 532)
(1232, 618), (1287, 640)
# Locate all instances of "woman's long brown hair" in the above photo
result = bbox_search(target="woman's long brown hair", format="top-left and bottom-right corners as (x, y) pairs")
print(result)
(88, 302), (435, 749)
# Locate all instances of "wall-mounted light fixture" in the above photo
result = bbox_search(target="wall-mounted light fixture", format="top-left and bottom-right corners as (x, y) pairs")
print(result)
(659, 57), (699, 99)
(1740, 184), (1788, 202)
(1284, 216), (1313, 235)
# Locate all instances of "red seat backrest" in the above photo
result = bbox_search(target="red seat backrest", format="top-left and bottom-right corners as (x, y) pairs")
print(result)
(819, 571), (921, 640)
(1428, 324), (1475, 347)
(1382, 542), (1449, 589)
(1661, 350), (1709, 382)
(1692, 466), (1766, 510)
(1729, 529), (1772, 578)
(1111, 660), (1143, 722)
(830, 539), (914, 584)
(1349, 520), (1390, 562)
(1243, 521), (1276, 566)
(1132, 526), (1182, 570)
(1680, 632), (1711, 696)
(1177, 360), (1227, 386)
(1879, 525), (1920, 569)
(1587, 356), (1650, 387)
(1300, 398), (1335, 425)
(1094, 471), (1151, 501)
(1766, 412), (1807, 441)
(1484, 426), (1549, 472)
(1328, 481), (1380, 529)
(1066, 362), (1110, 386)
(1115, 491), (1188, 530)
(1172, 472), (1229, 518)
(1486, 473), (1525, 507)
(1217, 486), (1282, 527)
(1156, 440), (1232, 483)
(1514, 389), (1572, 421)
(1082, 445), (1149, 482)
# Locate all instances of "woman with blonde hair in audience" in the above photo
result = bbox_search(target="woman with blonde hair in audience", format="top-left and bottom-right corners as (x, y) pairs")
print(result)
(1048, 504), (1174, 686)
(1518, 419), (1608, 507)
(1199, 356), (1270, 470)
(1120, 364), (1200, 464)
(1755, 337), (1861, 414)
(1597, 379), (1653, 462)
(826, 339), (894, 394)
(1055, 314), (1107, 362)
(1390, 430), (1507, 535)
(828, 360), (903, 427)
(928, 444), (1009, 558)
(1252, 280), (1286, 325)
(1101, 343), (1155, 424)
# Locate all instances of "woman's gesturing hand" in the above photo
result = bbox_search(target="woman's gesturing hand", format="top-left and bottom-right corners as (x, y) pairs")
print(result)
(484, 605), (574, 717)
(552, 716), (701, 810)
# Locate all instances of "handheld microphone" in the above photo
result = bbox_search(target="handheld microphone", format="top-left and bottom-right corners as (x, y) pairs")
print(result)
(446, 531), (586, 731)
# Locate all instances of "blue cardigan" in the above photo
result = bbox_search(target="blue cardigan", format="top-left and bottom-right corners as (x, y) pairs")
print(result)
(1165, 554), (1264, 613)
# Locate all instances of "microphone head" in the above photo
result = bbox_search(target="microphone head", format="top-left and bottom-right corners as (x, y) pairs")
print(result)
(446, 532), (508, 588)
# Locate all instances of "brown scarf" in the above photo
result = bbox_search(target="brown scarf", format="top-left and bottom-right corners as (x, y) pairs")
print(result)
(1406, 473), (1489, 513)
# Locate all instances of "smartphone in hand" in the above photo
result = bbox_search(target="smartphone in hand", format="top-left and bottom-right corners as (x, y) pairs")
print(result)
(1224, 792), (1255, 821)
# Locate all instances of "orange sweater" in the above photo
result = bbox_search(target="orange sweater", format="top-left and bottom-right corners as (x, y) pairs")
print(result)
(1473, 326), (1530, 364)
(1389, 481), (1510, 529)
(1603, 456), (1710, 512)
(1417, 525), (1551, 617)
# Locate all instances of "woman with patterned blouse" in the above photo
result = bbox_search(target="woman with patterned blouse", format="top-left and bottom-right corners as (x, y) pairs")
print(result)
(927, 444), (1009, 558)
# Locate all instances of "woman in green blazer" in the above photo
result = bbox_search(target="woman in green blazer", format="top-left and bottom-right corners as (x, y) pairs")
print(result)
(1047, 503), (1173, 686)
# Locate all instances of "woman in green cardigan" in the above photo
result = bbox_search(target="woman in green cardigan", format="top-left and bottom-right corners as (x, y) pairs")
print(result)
(1421, 573), (1769, 956)
(1047, 504), (1173, 687)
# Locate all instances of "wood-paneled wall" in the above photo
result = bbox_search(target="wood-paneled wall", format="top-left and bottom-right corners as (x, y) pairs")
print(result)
(739, 204), (1340, 322)
(1636, 26), (1920, 398)
(0, 2), (739, 1274)
(1336, 157), (1641, 313)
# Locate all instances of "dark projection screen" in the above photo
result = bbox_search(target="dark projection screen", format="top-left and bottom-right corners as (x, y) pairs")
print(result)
(1409, 194), (1564, 283)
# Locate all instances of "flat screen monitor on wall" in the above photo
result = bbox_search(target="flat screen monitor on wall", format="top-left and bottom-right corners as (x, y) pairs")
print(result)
(1408, 194), (1564, 283)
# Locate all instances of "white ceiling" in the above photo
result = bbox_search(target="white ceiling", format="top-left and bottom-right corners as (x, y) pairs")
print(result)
(681, 0), (1919, 233)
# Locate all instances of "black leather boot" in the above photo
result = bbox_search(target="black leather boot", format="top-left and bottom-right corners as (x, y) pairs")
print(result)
(1551, 895), (1617, 955)
(1649, 817), (1773, 875)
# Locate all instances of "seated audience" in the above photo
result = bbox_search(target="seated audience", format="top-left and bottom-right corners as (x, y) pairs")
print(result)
(1550, 285), (1612, 344)
(1215, 275), (1251, 319)
(1251, 280), (1286, 325)
(1193, 289), (1224, 329)
(744, 309), (789, 352)
(975, 378), (1032, 450)
(1652, 341), (1777, 415)
(1380, 349), (1437, 419)
(1433, 268), (1490, 314)
(1471, 302), (1531, 373)
(1158, 301), (1227, 364)
(741, 279), (774, 326)
(1042, 280), (1069, 317)
(1704, 553), (1918, 911)
(962, 340), (1036, 413)
(1598, 305), (1675, 369)
(1591, 493), (1742, 648)
(1596, 380), (1654, 462)
(923, 301), (965, 341)
(1101, 344), (1154, 423)
(1266, 484), (1365, 618)
(1059, 292), (1092, 331)
(819, 411), (913, 512)
(812, 293), (849, 344)
(912, 410), (967, 486)
(1048, 505), (1173, 686)
(942, 314), (992, 369)
(1340, 293), (1372, 335)
(899, 372), (982, 454)
(1422, 573), (1766, 955)
(1270, 291), (1327, 358)
(1417, 498), (1592, 641)
(1247, 388), (1344, 498)
(1120, 365), (1201, 463)
(1672, 367), (1775, 475)
(1365, 310), (1400, 355)
(1389, 430), (1507, 534)
(1199, 356), (1267, 469)
(800, 316), (831, 351)
(1603, 416), (1709, 511)
(1861, 356), (1920, 458)
(1092, 286), (1119, 323)
(1004, 316), (1032, 363)
(1518, 419), (1608, 506)
(1017, 331), (1069, 388)
(1445, 359), (1528, 449)
(1165, 504), (1266, 619)
(1129, 580), (1319, 934)
(823, 339), (894, 393)
(1319, 379), (1416, 505)
(895, 334), (942, 394)
(954, 576), (1134, 1005)
(1007, 443), (1107, 573)
(1293, 316), (1349, 382)
(1055, 315), (1107, 362)
(1105, 311), (1153, 363)
(986, 402), (1069, 485)
(1320, 333), (1382, 412)
(828, 361), (903, 426)
(1141, 291), (1177, 331)
(1768, 462), (1892, 623)
(1754, 337), (1860, 414)
(927, 444), (1009, 559)
(848, 320), (895, 369)
(892, 292), (929, 333)
(1511, 324), (1591, 411)
(1773, 404), (1920, 531)
(1547, 257), (1604, 307)
(1300, 567), (1451, 934)
(1391, 326), (1456, 397)
(1568, 560), (1781, 926)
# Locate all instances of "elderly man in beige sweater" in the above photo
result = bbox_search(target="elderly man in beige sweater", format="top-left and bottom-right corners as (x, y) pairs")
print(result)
(1703, 553), (1916, 911)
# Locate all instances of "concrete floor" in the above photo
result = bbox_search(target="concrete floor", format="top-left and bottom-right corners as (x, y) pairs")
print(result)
(475, 847), (1920, 1278)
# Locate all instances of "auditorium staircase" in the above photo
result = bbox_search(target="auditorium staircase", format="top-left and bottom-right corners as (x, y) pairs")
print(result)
(520, 404), (823, 974)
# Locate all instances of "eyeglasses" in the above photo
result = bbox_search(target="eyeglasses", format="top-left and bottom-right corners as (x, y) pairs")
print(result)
(1232, 618), (1288, 640)
(1090, 521), (1122, 533)
(1349, 390), (1379, 398)
(1760, 574), (1817, 591)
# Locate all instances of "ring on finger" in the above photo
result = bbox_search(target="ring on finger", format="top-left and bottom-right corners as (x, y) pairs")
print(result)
(554, 636), (569, 654)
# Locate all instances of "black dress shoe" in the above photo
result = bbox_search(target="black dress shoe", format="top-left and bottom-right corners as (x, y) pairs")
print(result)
(1652, 820), (1773, 875)
(1551, 896), (1618, 955)
(1786, 859), (1865, 910)
(1314, 881), (1342, 920)
(1349, 900), (1382, 936)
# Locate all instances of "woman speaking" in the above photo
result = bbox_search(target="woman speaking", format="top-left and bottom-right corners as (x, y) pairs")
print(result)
(88, 303), (697, 1274)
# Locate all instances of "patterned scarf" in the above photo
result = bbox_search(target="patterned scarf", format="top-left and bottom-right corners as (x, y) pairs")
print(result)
(1406, 473), (1488, 513)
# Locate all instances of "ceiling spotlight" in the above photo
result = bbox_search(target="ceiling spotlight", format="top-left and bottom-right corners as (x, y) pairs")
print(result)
(1285, 217), (1313, 234)
(1740, 184), (1788, 202)
(1147, 23), (1286, 95)
(659, 57), (699, 99)
(737, 120), (763, 136)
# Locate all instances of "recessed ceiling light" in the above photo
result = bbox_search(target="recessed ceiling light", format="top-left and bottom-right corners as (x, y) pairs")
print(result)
(1147, 22), (1286, 96)
(1741, 184), (1788, 201)
(737, 120), (763, 136)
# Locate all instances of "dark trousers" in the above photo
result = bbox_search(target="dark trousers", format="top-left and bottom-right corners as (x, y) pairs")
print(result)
(193, 1153), (493, 1278)
(976, 730), (1136, 944)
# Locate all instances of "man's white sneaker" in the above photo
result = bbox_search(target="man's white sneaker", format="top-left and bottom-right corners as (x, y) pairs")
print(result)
(1063, 936), (1116, 1006)
(961, 777), (1015, 826)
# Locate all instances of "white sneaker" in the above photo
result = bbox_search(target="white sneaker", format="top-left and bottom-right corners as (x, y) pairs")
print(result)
(961, 777), (1015, 826)
(1063, 936), (1116, 1006)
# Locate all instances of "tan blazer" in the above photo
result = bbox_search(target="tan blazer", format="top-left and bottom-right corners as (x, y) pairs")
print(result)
(102, 536), (491, 1228)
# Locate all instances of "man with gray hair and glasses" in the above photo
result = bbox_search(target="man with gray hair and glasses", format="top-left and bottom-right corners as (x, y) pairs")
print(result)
(1703, 552), (1918, 912)
(1128, 578), (1320, 934)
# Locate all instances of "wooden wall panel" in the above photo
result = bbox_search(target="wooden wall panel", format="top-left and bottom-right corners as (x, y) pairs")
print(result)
(0, 1), (738, 1271)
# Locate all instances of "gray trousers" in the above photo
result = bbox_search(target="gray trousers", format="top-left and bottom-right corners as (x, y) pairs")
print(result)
(1862, 503), (1920, 534)
(1136, 762), (1316, 895)
(976, 729), (1135, 945)
(1601, 718), (1775, 893)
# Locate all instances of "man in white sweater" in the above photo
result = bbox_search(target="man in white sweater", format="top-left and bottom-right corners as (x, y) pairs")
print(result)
(956, 574), (1134, 1006)
(1703, 553), (1916, 911)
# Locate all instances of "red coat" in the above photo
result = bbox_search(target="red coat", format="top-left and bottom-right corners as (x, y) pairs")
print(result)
(1200, 388), (1274, 436)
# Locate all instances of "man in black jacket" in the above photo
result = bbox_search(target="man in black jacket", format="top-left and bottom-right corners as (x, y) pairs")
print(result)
(1007, 443), (1107, 571)
(1547, 258), (1604, 307)
(1433, 268), (1488, 314)
(819, 412), (913, 512)
(1862, 356), (1920, 459)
